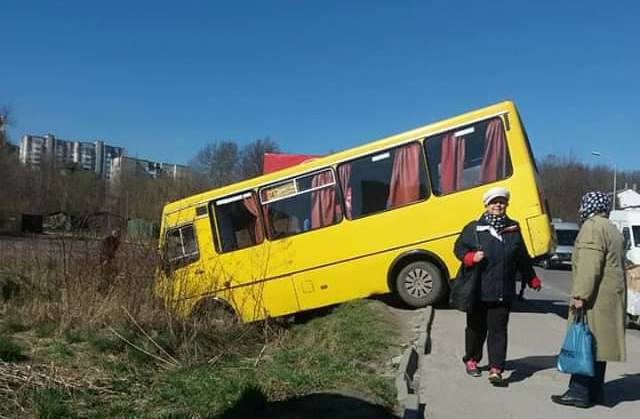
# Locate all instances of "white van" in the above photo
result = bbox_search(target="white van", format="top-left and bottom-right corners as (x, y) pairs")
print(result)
(609, 209), (640, 265)
(541, 220), (579, 269)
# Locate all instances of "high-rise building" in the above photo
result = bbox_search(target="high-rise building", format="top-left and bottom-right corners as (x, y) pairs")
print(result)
(19, 134), (124, 179)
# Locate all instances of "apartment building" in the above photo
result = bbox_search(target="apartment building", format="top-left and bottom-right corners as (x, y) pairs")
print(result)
(110, 156), (191, 182)
(19, 134), (124, 179)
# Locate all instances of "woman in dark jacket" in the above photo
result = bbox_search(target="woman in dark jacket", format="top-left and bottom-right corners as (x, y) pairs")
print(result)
(454, 186), (542, 385)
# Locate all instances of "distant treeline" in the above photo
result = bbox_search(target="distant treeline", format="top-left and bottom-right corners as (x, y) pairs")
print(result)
(539, 155), (640, 222)
(0, 137), (279, 225)
(1, 127), (638, 228)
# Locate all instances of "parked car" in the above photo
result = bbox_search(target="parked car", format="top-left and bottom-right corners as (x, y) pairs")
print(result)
(540, 219), (579, 269)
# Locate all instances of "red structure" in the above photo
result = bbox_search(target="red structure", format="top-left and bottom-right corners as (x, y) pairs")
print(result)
(263, 153), (321, 174)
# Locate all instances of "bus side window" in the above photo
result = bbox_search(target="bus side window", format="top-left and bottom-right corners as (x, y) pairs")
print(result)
(163, 224), (199, 270)
(337, 142), (429, 220)
(212, 192), (264, 253)
(260, 169), (342, 240)
(425, 117), (513, 195)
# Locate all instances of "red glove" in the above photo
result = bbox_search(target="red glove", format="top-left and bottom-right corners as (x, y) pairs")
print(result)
(528, 277), (542, 291)
(463, 251), (476, 267)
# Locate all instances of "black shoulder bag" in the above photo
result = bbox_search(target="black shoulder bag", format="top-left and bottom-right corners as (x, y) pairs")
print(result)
(449, 228), (482, 312)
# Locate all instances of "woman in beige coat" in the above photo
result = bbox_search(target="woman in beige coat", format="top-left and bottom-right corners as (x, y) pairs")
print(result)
(552, 191), (626, 408)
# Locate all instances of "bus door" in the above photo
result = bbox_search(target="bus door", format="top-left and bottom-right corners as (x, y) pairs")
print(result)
(210, 191), (301, 321)
(258, 168), (357, 312)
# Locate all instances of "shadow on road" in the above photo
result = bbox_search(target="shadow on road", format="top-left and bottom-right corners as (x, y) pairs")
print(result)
(504, 356), (640, 407)
(504, 355), (557, 385)
(212, 386), (400, 419)
(604, 373), (640, 407)
(511, 298), (569, 320)
(537, 265), (572, 272)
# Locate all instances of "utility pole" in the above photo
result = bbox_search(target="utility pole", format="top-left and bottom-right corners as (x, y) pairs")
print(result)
(591, 151), (617, 210)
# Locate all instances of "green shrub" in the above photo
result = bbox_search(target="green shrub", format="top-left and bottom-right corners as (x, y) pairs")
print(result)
(32, 388), (75, 419)
(48, 341), (74, 359)
(35, 322), (57, 338)
(88, 330), (126, 353)
(0, 270), (23, 301)
(0, 335), (27, 361)
(1, 316), (29, 334)
(63, 329), (84, 344)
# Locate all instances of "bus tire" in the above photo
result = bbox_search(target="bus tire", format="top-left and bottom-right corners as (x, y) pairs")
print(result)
(191, 297), (238, 326)
(395, 260), (444, 308)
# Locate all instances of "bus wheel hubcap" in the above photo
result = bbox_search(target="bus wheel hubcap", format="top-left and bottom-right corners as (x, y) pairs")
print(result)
(405, 267), (433, 298)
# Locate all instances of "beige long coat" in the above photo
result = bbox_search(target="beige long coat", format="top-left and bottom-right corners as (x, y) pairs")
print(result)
(571, 214), (626, 362)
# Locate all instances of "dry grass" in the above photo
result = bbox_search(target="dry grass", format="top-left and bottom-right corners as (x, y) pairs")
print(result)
(0, 234), (270, 352)
(0, 361), (119, 413)
(1, 235), (161, 328)
(0, 234), (396, 418)
(0, 236), (282, 417)
(0, 235), (278, 409)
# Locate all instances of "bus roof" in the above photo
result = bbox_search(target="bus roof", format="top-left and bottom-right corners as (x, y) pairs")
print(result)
(163, 100), (518, 216)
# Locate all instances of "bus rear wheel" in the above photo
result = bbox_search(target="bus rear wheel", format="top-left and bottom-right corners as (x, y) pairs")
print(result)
(395, 260), (444, 308)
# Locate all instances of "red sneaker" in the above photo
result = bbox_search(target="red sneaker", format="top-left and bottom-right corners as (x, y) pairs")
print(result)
(465, 360), (481, 377)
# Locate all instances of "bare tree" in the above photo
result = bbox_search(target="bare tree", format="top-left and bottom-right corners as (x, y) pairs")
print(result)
(240, 137), (280, 179)
(111, 168), (205, 223)
(537, 154), (640, 221)
(191, 141), (241, 188)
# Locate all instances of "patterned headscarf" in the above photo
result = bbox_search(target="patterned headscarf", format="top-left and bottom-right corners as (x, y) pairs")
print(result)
(578, 191), (611, 221)
(482, 212), (507, 232)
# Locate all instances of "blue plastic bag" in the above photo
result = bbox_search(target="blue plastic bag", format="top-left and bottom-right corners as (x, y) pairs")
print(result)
(557, 310), (595, 377)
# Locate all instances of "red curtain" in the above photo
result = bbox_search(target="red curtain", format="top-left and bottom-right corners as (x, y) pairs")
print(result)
(338, 164), (352, 219)
(480, 119), (507, 183)
(310, 172), (336, 229)
(440, 133), (466, 194)
(243, 195), (264, 244)
(387, 143), (421, 208)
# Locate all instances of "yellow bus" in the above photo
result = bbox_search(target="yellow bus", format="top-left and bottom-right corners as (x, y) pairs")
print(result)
(158, 101), (552, 322)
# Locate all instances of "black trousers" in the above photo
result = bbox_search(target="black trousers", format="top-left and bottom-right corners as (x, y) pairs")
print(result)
(569, 361), (607, 402)
(463, 301), (510, 370)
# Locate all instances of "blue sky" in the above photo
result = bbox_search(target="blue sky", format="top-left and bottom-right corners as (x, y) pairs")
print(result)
(1, 0), (638, 170)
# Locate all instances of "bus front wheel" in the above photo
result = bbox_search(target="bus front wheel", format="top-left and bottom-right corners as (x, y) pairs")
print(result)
(191, 298), (238, 326)
(395, 260), (444, 308)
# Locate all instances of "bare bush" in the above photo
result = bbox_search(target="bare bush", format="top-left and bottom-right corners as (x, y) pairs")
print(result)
(0, 235), (279, 367)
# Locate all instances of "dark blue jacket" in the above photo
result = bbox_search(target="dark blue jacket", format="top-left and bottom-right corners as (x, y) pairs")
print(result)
(454, 216), (536, 303)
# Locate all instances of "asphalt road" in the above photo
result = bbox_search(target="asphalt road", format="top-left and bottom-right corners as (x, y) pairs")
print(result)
(420, 266), (640, 419)
(534, 266), (640, 339)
